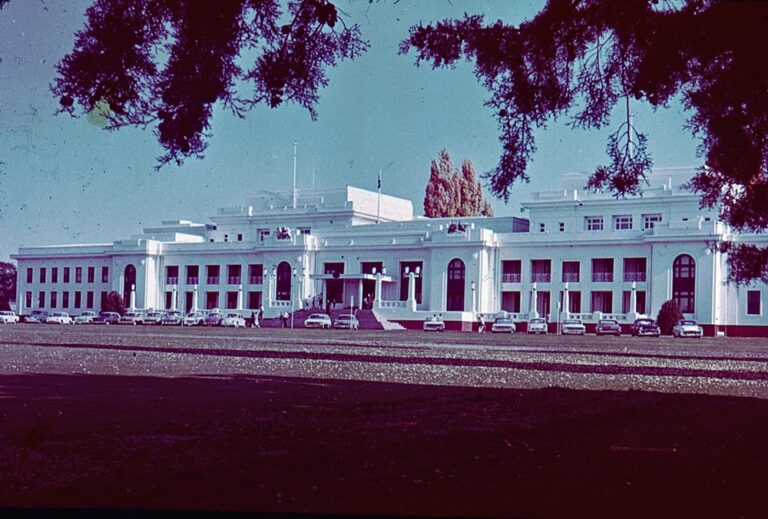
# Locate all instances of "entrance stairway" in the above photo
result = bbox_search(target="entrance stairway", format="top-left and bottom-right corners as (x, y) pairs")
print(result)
(273, 308), (386, 330)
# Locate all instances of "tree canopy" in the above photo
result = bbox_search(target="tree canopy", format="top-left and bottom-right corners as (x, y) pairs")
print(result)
(424, 149), (493, 218)
(52, 0), (367, 167)
(0, 262), (16, 311)
(402, 0), (768, 283)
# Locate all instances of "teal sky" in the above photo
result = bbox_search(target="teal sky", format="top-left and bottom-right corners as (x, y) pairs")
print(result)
(0, 0), (700, 261)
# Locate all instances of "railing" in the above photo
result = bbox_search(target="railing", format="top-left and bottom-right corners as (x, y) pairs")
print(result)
(592, 272), (613, 282)
(207, 277), (219, 284)
(623, 272), (647, 282)
(562, 273), (580, 283)
(502, 273), (521, 283)
(271, 300), (291, 307)
(248, 276), (263, 284)
(186, 277), (199, 284)
(602, 313), (627, 321)
(379, 300), (407, 308)
(227, 276), (241, 284)
(166, 277), (178, 285)
(531, 273), (551, 283)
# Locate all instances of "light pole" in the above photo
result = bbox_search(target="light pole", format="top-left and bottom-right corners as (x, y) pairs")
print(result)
(471, 280), (476, 316)
(291, 267), (298, 329)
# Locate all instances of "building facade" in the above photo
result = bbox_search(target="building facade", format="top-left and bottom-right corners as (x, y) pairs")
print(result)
(12, 171), (768, 336)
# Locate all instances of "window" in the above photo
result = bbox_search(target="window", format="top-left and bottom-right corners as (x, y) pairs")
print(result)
(101, 266), (109, 283)
(747, 291), (761, 315)
(205, 292), (219, 309)
(536, 291), (551, 317)
(25, 292), (32, 309)
(248, 264), (263, 284)
(86, 291), (94, 309)
(166, 266), (179, 284)
(87, 267), (95, 283)
(224, 234), (228, 242)
(38, 291), (45, 308)
(623, 258), (647, 282)
(446, 258), (466, 312)
(227, 265), (241, 284)
(531, 260), (551, 283)
(539, 223), (546, 233)
(26, 268), (33, 283)
(592, 259), (614, 282)
(258, 229), (270, 241)
(622, 290), (647, 314)
(186, 265), (199, 285)
(502, 260), (521, 283)
(559, 222), (565, 232)
(237, 234), (243, 241)
(40, 268), (46, 283)
(501, 291), (521, 313)
(585, 216), (604, 231)
(298, 227), (311, 235)
(75, 267), (82, 283)
(51, 267), (58, 283)
(63, 267), (70, 283)
(672, 254), (696, 313)
(206, 265), (220, 284)
(643, 214), (662, 229)
(62, 291), (69, 308)
(247, 291), (262, 309)
(591, 291), (613, 313)
(562, 261), (580, 283)
(50, 291), (57, 308)
(276, 262), (293, 301)
(561, 290), (581, 313)
(100, 291), (108, 309)
(226, 291), (238, 309)
(613, 215), (633, 230)
(399, 261), (423, 303)
(74, 291), (82, 308)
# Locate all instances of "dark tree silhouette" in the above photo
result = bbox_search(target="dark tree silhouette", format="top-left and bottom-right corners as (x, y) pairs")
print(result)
(401, 0), (768, 283)
(0, 262), (16, 311)
(102, 290), (127, 315)
(657, 299), (683, 336)
(52, 0), (367, 167)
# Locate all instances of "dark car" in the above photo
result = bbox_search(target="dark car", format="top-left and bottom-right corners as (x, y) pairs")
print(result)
(93, 311), (121, 325)
(631, 318), (661, 337)
(596, 318), (622, 336)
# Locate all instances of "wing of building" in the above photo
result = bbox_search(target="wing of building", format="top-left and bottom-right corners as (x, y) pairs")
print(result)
(11, 169), (768, 336)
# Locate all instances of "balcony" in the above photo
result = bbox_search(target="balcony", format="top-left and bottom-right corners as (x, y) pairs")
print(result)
(166, 277), (178, 285)
(227, 276), (241, 284)
(502, 273), (521, 283)
(207, 277), (220, 284)
(623, 272), (647, 282)
(562, 273), (580, 283)
(531, 273), (551, 283)
(248, 276), (263, 284)
(186, 277), (199, 285)
(592, 272), (614, 282)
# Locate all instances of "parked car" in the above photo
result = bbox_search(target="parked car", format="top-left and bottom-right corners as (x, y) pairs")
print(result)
(161, 311), (184, 326)
(46, 311), (73, 325)
(93, 311), (121, 325)
(118, 311), (144, 325)
(527, 317), (548, 334)
(673, 319), (704, 338)
(561, 318), (586, 335)
(631, 318), (661, 337)
(0, 311), (20, 324)
(596, 319), (622, 336)
(143, 311), (164, 325)
(25, 310), (49, 324)
(203, 311), (224, 327)
(183, 311), (206, 326)
(334, 314), (360, 330)
(491, 317), (516, 333)
(304, 313), (332, 329)
(74, 311), (98, 324)
(423, 315), (446, 332)
(221, 312), (246, 328)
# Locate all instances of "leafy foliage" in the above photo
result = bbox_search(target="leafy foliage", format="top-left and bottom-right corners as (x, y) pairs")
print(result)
(53, 0), (367, 167)
(102, 290), (126, 315)
(424, 149), (493, 218)
(402, 1), (768, 282)
(717, 242), (768, 286)
(0, 262), (16, 311)
(657, 299), (683, 336)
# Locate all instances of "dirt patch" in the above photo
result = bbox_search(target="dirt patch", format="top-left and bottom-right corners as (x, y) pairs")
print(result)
(1, 373), (766, 517)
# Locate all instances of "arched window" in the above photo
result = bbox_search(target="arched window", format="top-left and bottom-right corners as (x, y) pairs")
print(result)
(123, 264), (136, 306)
(276, 261), (292, 301)
(446, 258), (466, 312)
(673, 254), (696, 313)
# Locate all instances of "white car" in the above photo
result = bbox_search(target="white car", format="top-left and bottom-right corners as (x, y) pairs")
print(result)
(423, 315), (446, 332)
(561, 318), (586, 335)
(221, 313), (246, 327)
(527, 318), (548, 334)
(74, 311), (98, 324)
(161, 311), (184, 326)
(118, 311), (144, 325)
(142, 311), (164, 325)
(673, 319), (704, 338)
(491, 317), (516, 333)
(304, 313), (332, 329)
(334, 314), (360, 330)
(26, 311), (49, 324)
(184, 311), (206, 326)
(46, 311), (73, 325)
(0, 311), (20, 324)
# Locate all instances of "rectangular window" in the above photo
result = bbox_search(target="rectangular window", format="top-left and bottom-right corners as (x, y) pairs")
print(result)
(38, 291), (45, 308)
(186, 265), (199, 285)
(75, 267), (82, 283)
(559, 222), (565, 232)
(40, 268), (47, 283)
(87, 267), (95, 283)
(623, 258), (647, 282)
(185, 292), (194, 313)
(166, 266), (179, 284)
(50, 291), (58, 308)
(100, 291), (108, 310)
(248, 264), (263, 284)
(258, 229), (270, 241)
(247, 291), (262, 309)
(501, 291), (521, 313)
(613, 215), (633, 230)
(399, 261), (423, 303)
(226, 291), (238, 309)
(591, 291), (613, 313)
(25, 291), (32, 309)
(539, 222), (546, 233)
(224, 234), (228, 242)
(531, 260), (551, 283)
(74, 291), (82, 309)
(592, 258), (614, 282)
(101, 266), (109, 283)
(622, 290), (647, 314)
(502, 260), (522, 283)
(205, 291), (219, 309)
(63, 292), (70, 308)
(298, 227), (311, 235)
(63, 267), (70, 283)
(86, 291), (94, 309)
(237, 234), (243, 241)
(562, 290), (581, 313)
(26, 268), (33, 283)
(536, 291), (551, 317)
(206, 265), (220, 284)
(585, 216), (604, 231)
(227, 265), (241, 284)
(643, 214), (662, 230)
(51, 267), (58, 283)
(747, 290), (762, 316)
(562, 261), (580, 283)
(165, 291), (173, 310)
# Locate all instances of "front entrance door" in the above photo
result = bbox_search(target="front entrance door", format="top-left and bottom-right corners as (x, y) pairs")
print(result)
(324, 262), (344, 308)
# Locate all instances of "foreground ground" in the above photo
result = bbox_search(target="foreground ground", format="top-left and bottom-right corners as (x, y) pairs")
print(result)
(1, 326), (767, 517)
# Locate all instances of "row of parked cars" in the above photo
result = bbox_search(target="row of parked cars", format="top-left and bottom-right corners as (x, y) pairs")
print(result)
(13, 309), (250, 327)
(303, 313), (360, 329)
(423, 314), (704, 338)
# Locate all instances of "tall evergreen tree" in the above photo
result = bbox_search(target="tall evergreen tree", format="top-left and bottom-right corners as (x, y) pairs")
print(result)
(424, 149), (493, 217)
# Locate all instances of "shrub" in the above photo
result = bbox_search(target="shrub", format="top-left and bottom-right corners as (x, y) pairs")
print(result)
(657, 299), (683, 335)
(102, 290), (126, 315)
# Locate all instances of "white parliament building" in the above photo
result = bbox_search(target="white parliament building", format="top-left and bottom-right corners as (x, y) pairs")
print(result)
(12, 167), (768, 336)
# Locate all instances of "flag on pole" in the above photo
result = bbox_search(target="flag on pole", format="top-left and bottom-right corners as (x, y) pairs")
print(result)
(377, 170), (381, 190)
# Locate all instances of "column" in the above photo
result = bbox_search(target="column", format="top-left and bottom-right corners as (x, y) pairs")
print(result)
(530, 282), (538, 318)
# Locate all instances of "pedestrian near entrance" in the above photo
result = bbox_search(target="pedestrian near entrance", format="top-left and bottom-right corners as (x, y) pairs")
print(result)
(250, 311), (257, 328)
(258, 306), (264, 327)
(478, 314), (486, 333)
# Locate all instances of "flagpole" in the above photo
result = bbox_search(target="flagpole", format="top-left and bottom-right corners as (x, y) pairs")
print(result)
(377, 169), (382, 224)
(292, 142), (297, 209)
